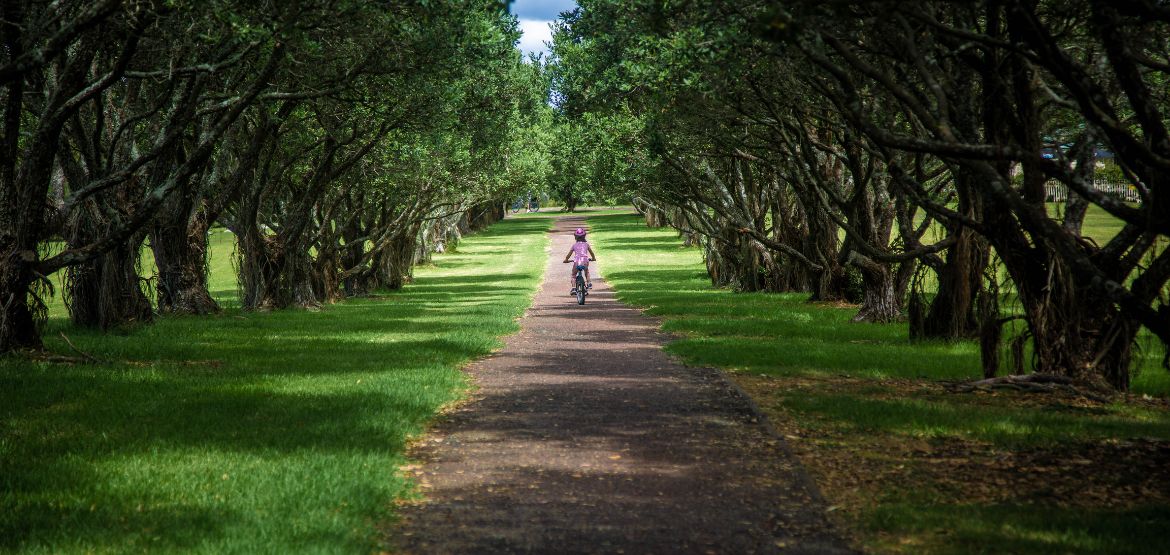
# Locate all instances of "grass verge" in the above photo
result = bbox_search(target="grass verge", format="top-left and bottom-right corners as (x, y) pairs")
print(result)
(589, 211), (1170, 555)
(0, 216), (549, 554)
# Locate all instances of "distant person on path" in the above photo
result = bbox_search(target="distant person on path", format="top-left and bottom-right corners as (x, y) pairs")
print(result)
(563, 227), (596, 295)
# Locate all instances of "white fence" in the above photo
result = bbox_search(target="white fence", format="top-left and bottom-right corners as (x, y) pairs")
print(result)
(1044, 179), (1142, 203)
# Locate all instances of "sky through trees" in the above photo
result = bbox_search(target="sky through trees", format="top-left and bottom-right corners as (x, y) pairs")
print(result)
(511, 0), (578, 59)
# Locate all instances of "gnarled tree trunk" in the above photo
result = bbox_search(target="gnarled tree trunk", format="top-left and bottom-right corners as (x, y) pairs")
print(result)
(703, 229), (763, 291)
(848, 253), (901, 323)
(151, 207), (219, 315)
(339, 217), (375, 297)
(63, 229), (153, 329)
(643, 205), (668, 227)
(312, 238), (345, 305)
(378, 224), (421, 291)
(1010, 253), (1138, 390)
(236, 229), (278, 310)
(236, 229), (321, 310)
(919, 170), (988, 339)
(0, 251), (43, 351)
(804, 210), (848, 301)
(920, 227), (987, 339)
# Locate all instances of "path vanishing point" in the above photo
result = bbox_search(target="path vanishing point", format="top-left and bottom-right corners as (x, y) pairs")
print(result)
(392, 215), (853, 554)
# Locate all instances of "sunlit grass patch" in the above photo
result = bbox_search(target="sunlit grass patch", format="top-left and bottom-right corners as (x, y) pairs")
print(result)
(1, 215), (549, 553)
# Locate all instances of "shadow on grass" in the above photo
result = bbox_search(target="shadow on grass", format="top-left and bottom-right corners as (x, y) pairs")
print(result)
(411, 272), (536, 286)
(598, 235), (689, 251)
(4, 487), (230, 553)
(865, 503), (1170, 555)
(0, 216), (548, 553)
(782, 393), (1170, 446)
(600, 267), (974, 378)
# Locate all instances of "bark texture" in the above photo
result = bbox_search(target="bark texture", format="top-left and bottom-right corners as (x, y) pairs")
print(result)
(151, 207), (219, 315)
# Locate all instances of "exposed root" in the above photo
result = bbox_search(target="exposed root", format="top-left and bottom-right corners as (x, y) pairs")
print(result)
(18, 351), (93, 365)
(58, 332), (105, 363)
(121, 359), (224, 368)
(947, 374), (1114, 403)
(15, 343), (221, 369)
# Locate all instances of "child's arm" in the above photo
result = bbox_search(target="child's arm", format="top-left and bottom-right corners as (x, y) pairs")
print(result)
(588, 246), (597, 260)
(563, 247), (574, 262)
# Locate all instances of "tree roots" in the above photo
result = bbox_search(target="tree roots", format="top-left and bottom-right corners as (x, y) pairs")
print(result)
(947, 374), (1114, 403)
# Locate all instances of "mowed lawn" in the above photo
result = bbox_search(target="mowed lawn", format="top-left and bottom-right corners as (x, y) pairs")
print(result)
(0, 216), (549, 553)
(589, 212), (1170, 554)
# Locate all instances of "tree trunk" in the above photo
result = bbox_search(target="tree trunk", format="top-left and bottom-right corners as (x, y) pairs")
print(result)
(893, 259), (916, 305)
(0, 250), (43, 351)
(909, 36), (991, 341)
(236, 216), (324, 312)
(644, 205), (668, 227)
(416, 218), (456, 264)
(466, 200), (503, 231)
(150, 208), (219, 315)
(343, 269), (377, 298)
(1061, 146), (1092, 234)
(312, 240), (345, 304)
(0, 12), (98, 352)
(236, 230), (283, 310)
(289, 249), (319, 308)
(702, 238), (736, 289)
(980, 22), (1135, 388)
(1010, 254), (1138, 390)
(790, 185), (848, 301)
(378, 226), (420, 291)
(63, 232), (153, 329)
(767, 195), (812, 292)
(920, 227), (987, 339)
(850, 256), (901, 323)
(1062, 192), (1089, 235)
(339, 219), (373, 297)
(805, 211), (848, 302)
(702, 227), (770, 292)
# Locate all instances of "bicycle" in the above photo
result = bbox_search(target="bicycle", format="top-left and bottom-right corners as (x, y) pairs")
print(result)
(565, 260), (594, 305)
(575, 264), (588, 304)
(510, 194), (541, 214)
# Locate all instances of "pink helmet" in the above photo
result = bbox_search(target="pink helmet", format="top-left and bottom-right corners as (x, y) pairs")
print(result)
(574, 227), (586, 239)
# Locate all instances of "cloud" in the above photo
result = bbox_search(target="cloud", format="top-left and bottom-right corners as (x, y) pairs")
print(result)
(510, 0), (577, 20)
(517, 19), (553, 59)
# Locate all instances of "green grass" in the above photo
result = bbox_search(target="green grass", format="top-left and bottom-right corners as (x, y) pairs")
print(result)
(592, 212), (1170, 397)
(865, 503), (1170, 555)
(1, 216), (549, 554)
(589, 211), (1170, 554)
(587, 213), (983, 385)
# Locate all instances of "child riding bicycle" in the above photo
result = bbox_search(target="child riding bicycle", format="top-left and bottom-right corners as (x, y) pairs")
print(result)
(563, 227), (597, 296)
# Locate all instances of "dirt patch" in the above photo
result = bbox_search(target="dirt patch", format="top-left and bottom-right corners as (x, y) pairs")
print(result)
(733, 372), (1170, 547)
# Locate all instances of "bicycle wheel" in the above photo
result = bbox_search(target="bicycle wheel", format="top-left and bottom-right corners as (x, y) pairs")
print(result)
(576, 274), (586, 305)
(511, 200), (522, 214)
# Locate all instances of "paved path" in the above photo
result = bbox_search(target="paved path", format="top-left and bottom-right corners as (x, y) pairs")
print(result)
(392, 216), (851, 554)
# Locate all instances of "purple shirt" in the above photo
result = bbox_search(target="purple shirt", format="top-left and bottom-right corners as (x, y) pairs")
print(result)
(571, 241), (591, 266)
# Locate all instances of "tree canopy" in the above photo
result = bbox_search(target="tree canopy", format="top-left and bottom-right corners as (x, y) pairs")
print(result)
(0, 0), (547, 350)
(545, 0), (1170, 391)
(5, 0), (1168, 392)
